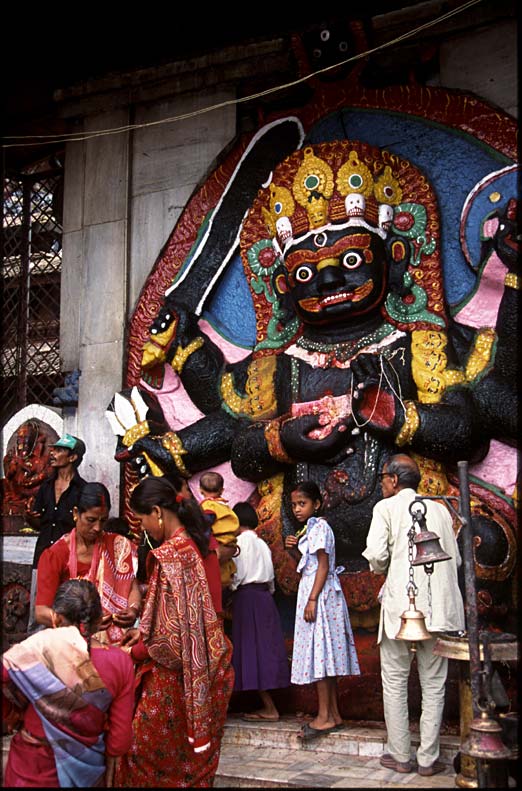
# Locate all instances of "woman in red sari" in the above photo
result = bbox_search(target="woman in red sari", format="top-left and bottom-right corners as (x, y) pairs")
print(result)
(35, 482), (141, 645)
(115, 476), (234, 788)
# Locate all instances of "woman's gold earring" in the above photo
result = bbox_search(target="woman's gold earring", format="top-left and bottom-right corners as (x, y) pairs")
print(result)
(158, 513), (164, 531)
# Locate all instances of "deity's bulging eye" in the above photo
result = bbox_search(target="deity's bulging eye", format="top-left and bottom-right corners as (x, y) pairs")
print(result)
(295, 265), (314, 283)
(314, 232), (327, 248)
(342, 251), (364, 270)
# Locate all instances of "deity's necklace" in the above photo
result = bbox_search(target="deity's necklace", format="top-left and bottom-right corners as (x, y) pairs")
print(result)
(295, 321), (395, 365)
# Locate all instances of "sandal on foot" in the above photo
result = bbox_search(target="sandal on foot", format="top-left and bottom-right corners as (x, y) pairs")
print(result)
(418, 760), (445, 776)
(299, 723), (336, 740)
(380, 753), (413, 773)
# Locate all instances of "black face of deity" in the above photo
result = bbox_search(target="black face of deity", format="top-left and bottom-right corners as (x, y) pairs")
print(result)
(281, 226), (388, 326)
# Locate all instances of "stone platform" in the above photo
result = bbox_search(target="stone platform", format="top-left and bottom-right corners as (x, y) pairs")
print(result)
(215, 716), (461, 788)
(3, 718), (515, 788)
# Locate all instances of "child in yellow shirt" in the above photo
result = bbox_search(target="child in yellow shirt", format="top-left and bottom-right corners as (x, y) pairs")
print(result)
(199, 472), (240, 587)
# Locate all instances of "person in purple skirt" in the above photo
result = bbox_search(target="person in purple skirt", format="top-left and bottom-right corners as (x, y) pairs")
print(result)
(230, 502), (290, 721)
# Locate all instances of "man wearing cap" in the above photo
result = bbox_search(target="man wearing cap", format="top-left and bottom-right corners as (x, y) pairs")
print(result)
(26, 434), (87, 630)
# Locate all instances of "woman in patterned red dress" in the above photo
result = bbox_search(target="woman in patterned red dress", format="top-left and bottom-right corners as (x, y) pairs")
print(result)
(114, 476), (234, 788)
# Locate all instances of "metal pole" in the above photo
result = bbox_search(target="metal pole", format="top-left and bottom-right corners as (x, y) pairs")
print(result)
(458, 460), (487, 788)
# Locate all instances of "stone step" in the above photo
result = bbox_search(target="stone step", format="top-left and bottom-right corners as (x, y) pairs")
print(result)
(216, 717), (461, 788)
(221, 716), (460, 761)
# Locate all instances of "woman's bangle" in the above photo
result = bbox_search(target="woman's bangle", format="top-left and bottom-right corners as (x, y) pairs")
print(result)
(308, 597), (317, 601)
(129, 602), (141, 613)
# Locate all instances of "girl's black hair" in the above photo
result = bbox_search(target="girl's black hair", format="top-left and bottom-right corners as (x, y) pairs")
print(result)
(77, 482), (111, 514)
(130, 476), (210, 557)
(291, 480), (323, 507)
(53, 578), (103, 654)
(233, 501), (258, 529)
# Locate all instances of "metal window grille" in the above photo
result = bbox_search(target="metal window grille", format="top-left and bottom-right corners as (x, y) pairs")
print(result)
(1, 164), (64, 426)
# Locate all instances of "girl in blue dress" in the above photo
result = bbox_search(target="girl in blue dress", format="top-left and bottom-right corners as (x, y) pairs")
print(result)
(285, 481), (360, 739)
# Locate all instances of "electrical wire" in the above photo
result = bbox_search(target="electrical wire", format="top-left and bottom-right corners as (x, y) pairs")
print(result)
(2, 0), (483, 149)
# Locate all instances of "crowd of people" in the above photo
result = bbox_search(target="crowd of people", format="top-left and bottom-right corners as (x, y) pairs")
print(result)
(2, 434), (464, 785)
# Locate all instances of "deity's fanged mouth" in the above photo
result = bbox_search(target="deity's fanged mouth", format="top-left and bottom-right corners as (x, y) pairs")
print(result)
(299, 279), (374, 312)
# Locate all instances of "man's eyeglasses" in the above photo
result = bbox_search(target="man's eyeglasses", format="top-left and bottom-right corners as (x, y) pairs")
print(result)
(379, 472), (393, 478)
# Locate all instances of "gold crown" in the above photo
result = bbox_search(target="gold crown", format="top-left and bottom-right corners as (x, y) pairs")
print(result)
(240, 139), (445, 348)
(262, 144), (403, 253)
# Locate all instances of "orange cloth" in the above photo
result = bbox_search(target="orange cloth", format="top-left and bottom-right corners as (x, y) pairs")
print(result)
(201, 497), (239, 586)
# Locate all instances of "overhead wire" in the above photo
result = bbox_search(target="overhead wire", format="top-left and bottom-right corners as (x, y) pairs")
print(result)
(2, 0), (483, 149)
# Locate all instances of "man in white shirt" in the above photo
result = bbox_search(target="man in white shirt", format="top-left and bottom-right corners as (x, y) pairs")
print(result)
(230, 502), (290, 720)
(363, 454), (465, 777)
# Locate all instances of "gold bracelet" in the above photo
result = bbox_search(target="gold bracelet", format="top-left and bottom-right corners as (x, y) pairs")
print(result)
(264, 418), (295, 464)
(395, 401), (420, 447)
(161, 431), (190, 477)
(504, 272), (520, 290)
(122, 420), (150, 448)
(170, 337), (205, 374)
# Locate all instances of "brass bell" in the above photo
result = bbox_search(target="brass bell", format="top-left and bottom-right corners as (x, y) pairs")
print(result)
(395, 593), (432, 650)
(409, 498), (451, 568)
(461, 710), (512, 761)
(411, 530), (452, 566)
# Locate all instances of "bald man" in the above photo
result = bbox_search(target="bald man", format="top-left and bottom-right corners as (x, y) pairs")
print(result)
(363, 454), (464, 777)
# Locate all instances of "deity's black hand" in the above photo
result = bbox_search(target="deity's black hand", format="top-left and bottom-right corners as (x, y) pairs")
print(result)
(350, 352), (382, 387)
(157, 301), (200, 348)
(115, 434), (174, 479)
(280, 413), (350, 461)
(350, 353), (402, 437)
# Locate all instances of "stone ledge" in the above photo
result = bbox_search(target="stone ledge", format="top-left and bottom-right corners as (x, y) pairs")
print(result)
(222, 717), (460, 763)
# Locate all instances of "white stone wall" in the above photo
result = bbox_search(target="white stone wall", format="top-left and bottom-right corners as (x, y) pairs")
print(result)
(129, 91), (236, 310)
(61, 89), (235, 509)
(439, 20), (517, 118)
